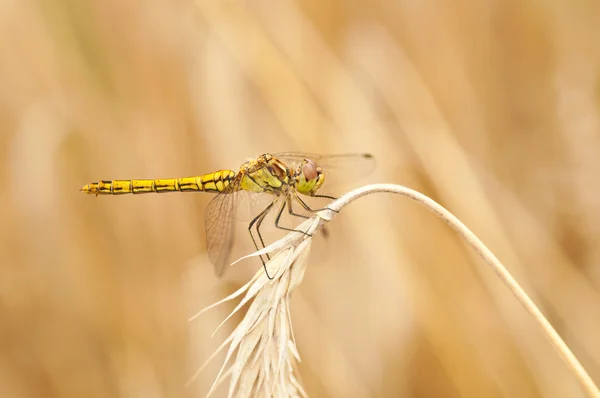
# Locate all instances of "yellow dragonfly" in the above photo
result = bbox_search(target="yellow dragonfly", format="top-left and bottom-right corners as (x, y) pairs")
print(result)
(80, 152), (374, 278)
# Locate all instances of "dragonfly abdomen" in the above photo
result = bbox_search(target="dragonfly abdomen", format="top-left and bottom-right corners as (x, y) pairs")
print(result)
(80, 170), (237, 195)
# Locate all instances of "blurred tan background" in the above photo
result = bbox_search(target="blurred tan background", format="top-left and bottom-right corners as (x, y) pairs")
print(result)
(1, 0), (600, 397)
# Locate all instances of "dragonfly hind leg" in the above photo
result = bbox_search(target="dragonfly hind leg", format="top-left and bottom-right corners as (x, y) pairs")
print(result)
(248, 200), (276, 279)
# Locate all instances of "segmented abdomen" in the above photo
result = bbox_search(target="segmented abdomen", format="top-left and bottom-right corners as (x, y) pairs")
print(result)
(80, 170), (237, 195)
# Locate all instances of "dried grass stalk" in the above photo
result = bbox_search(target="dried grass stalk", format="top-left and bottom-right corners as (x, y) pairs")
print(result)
(189, 184), (599, 398)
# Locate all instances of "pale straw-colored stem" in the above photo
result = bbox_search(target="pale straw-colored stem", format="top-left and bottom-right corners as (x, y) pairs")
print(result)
(318, 183), (600, 398)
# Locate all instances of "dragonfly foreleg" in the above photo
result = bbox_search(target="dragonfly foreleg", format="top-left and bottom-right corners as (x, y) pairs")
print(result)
(294, 193), (339, 214)
(312, 193), (336, 200)
(287, 195), (332, 238)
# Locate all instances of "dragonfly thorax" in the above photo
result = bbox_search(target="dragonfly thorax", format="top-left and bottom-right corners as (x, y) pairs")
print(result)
(293, 158), (324, 196)
(239, 154), (291, 193)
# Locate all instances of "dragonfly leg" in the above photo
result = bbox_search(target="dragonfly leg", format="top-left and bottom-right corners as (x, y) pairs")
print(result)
(286, 195), (309, 220)
(248, 200), (276, 279)
(294, 193), (339, 214)
(255, 206), (272, 261)
(312, 194), (337, 200)
(274, 199), (313, 237)
(287, 195), (332, 238)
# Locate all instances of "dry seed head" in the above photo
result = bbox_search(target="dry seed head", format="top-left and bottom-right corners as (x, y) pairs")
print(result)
(189, 214), (330, 397)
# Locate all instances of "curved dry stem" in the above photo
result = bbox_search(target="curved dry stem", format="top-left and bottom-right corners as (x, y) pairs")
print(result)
(192, 183), (598, 397)
(317, 183), (600, 398)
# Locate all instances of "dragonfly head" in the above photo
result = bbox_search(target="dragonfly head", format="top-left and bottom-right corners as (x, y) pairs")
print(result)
(294, 158), (325, 195)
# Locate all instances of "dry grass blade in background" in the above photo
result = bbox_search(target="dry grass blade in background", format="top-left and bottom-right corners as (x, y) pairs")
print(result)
(188, 184), (599, 398)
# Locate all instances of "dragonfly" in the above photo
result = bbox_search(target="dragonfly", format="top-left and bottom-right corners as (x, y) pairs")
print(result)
(80, 152), (374, 278)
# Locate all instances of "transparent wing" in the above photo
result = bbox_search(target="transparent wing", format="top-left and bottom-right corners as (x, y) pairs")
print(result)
(230, 188), (280, 222)
(205, 186), (239, 277)
(204, 181), (278, 277)
(274, 152), (372, 163)
(273, 152), (376, 195)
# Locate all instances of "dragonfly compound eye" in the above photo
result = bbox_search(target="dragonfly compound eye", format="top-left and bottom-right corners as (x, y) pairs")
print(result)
(295, 159), (325, 195)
